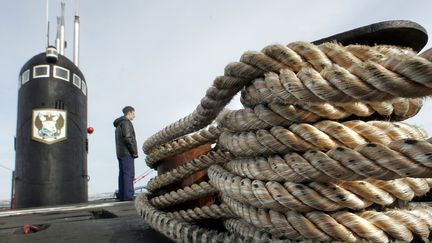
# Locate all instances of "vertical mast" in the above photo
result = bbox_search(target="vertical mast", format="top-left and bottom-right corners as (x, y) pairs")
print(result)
(47, 22), (50, 47)
(59, 1), (65, 55)
(73, 15), (80, 66)
(46, 0), (50, 47)
(56, 17), (60, 51)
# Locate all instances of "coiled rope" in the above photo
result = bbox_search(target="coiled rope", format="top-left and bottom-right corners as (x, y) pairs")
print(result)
(146, 150), (233, 192)
(217, 98), (423, 132)
(166, 203), (234, 222)
(219, 120), (427, 157)
(222, 195), (432, 242)
(146, 126), (222, 167)
(138, 39), (432, 242)
(222, 140), (432, 182)
(143, 42), (432, 154)
(150, 181), (218, 209)
(209, 165), (431, 212)
(223, 218), (274, 242)
(135, 193), (251, 242)
(241, 42), (432, 105)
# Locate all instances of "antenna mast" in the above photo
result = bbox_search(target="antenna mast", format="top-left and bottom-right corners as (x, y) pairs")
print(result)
(59, 1), (66, 55)
(73, 14), (80, 66)
(73, 0), (80, 66)
(46, 0), (50, 47)
(56, 17), (60, 51)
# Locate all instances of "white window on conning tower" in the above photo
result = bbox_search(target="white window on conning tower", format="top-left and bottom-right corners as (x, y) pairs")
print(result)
(33, 65), (50, 79)
(73, 74), (82, 88)
(81, 80), (87, 96)
(54, 66), (70, 82)
(21, 69), (30, 85)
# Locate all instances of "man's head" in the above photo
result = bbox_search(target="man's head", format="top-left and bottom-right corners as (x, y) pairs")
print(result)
(122, 106), (135, 121)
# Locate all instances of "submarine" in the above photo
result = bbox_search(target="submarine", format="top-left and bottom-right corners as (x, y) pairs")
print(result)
(0, 2), (169, 242)
(14, 2), (88, 209)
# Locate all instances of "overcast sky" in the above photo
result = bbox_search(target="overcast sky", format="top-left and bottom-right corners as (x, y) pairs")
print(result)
(2, 0), (432, 200)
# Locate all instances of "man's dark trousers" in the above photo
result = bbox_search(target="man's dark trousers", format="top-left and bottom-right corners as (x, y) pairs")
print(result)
(118, 155), (135, 201)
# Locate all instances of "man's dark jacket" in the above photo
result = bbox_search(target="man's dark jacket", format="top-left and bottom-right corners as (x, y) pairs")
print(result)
(113, 116), (138, 158)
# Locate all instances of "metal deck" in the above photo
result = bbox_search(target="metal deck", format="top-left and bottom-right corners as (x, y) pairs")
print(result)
(0, 199), (171, 243)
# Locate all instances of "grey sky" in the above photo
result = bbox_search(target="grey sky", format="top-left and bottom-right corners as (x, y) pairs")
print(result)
(1, 0), (432, 200)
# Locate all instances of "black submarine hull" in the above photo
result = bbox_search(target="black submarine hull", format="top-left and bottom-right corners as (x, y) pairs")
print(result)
(15, 52), (88, 208)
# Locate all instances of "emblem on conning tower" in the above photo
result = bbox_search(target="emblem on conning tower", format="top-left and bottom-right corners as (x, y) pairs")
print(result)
(32, 109), (67, 144)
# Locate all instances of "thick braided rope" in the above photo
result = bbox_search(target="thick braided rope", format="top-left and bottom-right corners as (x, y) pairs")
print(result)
(146, 125), (221, 156)
(146, 126), (222, 167)
(241, 42), (432, 106)
(144, 42), (432, 154)
(135, 193), (250, 243)
(223, 218), (274, 242)
(147, 150), (233, 193)
(209, 165), (431, 212)
(217, 98), (423, 132)
(140, 41), (432, 242)
(166, 203), (235, 222)
(143, 63), (265, 154)
(219, 120), (427, 157)
(223, 195), (432, 242)
(150, 182), (218, 209)
(223, 139), (432, 182)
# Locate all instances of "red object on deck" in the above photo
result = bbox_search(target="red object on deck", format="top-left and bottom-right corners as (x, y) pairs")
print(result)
(87, 127), (94, 134)
(23, 224), (39, 234)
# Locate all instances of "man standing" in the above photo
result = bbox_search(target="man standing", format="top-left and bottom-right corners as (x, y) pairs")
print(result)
(113, 106), (138, 201)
